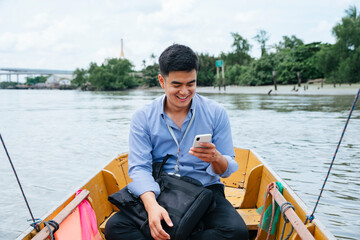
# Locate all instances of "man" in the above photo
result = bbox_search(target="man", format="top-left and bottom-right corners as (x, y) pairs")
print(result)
(105, 44), (248, 240)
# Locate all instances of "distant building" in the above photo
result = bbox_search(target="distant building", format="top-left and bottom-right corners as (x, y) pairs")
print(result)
(45, 74), (74, 88)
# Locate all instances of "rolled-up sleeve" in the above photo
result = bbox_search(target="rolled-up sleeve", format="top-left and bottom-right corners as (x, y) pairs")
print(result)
(127, 110), (160, 197)
(206, 106), (238, 178)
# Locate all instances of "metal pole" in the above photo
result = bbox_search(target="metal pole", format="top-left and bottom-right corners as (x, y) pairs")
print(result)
(217, 67), (220, 90)
(272, 71), (277, 91)
(222, 65), (225, 91)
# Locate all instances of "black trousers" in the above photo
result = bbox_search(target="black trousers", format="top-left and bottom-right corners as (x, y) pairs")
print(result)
(105, 184), (249, 240)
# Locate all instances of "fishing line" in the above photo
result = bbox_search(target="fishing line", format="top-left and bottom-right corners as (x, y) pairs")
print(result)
(0, 134), (40, 231)
(306, 88), (360, 224)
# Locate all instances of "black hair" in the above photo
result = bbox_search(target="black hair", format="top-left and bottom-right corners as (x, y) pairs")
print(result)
(159, 44), (199, 76)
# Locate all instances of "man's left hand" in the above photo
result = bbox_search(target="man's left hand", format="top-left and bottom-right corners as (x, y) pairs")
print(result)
(189, 142), (228, 175)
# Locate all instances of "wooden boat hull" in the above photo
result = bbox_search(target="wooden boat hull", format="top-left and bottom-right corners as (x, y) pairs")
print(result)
(18, 148), (335, 240)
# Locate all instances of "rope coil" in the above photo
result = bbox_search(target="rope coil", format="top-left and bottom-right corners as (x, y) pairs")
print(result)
(43, 219), (59, 240)
(279, 202), (295, 240)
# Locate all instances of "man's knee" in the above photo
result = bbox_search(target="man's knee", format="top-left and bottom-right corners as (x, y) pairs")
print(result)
(104, 212), (133, 240)
(224, 218), (249, 240)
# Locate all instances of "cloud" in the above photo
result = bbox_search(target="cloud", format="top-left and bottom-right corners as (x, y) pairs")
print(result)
(1, 0), (359, 71)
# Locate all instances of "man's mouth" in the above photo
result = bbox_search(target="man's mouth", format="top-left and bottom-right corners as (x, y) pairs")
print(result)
(177, 95), (189, 100)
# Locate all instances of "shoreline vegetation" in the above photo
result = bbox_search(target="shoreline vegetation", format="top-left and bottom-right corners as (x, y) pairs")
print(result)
(1, 83), (358, 96)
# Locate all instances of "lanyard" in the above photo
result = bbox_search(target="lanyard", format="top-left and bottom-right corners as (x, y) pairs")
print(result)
(166, 99), (196, 174)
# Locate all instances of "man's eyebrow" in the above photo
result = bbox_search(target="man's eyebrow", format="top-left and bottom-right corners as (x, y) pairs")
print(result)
(171, 80), (196, 84)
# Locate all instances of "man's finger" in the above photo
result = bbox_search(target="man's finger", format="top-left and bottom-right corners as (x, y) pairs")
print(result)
(154, 220), (170, 239)
(163, 212), (173, 227)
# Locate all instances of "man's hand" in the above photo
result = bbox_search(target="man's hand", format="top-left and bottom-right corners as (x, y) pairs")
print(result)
(189, 142), (228, 175)
(140, 192), (173, 240)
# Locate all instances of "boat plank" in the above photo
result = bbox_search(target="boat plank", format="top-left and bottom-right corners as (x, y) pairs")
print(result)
(237, 208), (261, 230)
(224, 187), (245, 208)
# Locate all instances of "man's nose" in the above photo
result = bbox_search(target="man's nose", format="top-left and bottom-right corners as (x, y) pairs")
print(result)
(179, 86), (187, 94)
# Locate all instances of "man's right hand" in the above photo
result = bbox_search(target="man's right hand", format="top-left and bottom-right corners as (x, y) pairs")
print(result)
(140, 191), (173, 240)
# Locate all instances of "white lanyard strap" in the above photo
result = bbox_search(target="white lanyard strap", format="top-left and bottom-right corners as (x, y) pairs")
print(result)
(167, 98), (196, 174)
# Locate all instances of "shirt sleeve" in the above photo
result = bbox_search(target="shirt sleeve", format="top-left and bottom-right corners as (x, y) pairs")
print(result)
(127, 110), (161, 197)
(206, 106), (238, 178)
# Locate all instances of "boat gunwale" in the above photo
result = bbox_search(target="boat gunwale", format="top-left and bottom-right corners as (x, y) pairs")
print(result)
(17, 149), (335, 240)
(250, 149), (335, 239)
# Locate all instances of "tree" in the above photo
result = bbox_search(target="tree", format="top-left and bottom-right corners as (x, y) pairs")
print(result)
(197, 53), (217, 86)
(25, 75), (48, 85)
(253, 29), (270, 57)
(220, 33), (252, 67)
(142, 63), (160, 87)
(72, 68), (88, 87)
(275, 35), (304, 51)
(316, 5), (360, 85)
(73, 58), (139, 91)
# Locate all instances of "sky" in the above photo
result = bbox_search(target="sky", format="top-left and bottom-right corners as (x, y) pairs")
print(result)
(1, 0), (359, 76)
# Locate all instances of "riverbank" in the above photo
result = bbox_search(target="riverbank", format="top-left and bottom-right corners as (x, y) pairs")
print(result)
(146, 83), (359, 95)
(197, 84), (360, 95)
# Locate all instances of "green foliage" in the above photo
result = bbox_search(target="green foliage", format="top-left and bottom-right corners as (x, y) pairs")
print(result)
(253, 29), (270, 57)
(73, 58), (139, 91)
(197, 53), (217, 86)
(275, 35), (304, 51)
(25, 75), (48, 85)
(142, 63), (160, 87)
(0, 81), (18, 89)
(316, 5), (360, 84)
(220, 32), (252, 67)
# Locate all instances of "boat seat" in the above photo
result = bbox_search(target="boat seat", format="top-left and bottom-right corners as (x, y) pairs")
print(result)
(224, 186), (245, 208)
(237, 208), (260, 230)
(225, 186), (260, 230)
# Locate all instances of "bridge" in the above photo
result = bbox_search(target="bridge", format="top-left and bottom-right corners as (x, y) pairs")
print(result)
(0, 68), (74, 82)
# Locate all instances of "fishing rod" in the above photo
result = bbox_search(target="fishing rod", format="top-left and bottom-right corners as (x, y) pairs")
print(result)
(0, 134), (40, 232)
(306, 88), (360, 224)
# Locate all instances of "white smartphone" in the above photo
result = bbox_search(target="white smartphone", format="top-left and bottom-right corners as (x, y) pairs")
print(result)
(192, 134), (212, 148)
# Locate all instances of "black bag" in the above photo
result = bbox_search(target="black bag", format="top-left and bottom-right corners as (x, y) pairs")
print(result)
(108, 155), (215, 240)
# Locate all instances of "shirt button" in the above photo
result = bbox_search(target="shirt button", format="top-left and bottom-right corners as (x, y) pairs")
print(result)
(181, 154), (184, 157)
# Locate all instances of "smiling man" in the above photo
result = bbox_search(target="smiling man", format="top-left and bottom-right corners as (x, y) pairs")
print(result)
(105, 44), (248, 240)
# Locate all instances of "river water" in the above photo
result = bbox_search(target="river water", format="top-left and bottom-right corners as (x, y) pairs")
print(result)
(0, 89), (359, 239)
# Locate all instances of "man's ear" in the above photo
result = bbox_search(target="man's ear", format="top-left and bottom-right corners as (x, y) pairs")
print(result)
(158, 74), (165, 89)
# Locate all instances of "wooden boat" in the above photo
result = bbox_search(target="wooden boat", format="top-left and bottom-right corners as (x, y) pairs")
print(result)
(18, 148), (335, 240)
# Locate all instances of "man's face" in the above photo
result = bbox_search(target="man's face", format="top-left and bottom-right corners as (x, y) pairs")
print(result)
(158, 70), (197, 112)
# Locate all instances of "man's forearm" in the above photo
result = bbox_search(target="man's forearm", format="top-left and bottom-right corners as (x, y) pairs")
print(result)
(210, 152), (228, 174)
(140, 191), (158, 211)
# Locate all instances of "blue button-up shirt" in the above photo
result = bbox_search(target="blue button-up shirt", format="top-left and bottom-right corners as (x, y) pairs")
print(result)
(127, 93), (238, 197)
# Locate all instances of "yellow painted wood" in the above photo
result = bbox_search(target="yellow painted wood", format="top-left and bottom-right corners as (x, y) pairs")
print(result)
(222, 148), (249, 188)
(82, 172), (114, 227)
(225, 187), (245, 208)
(121, 161), (132, 185)
(245, 151), (262, 184)
(291, 223), (315, 240)
(104, 155), (129, 190)
(102, 170), (120, 211)
(240, 164), (263, 209)
(237, 208), (261, 230)
(19, 148), (333, 240)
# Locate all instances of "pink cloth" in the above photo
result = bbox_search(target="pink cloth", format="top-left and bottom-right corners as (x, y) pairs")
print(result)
(76, 189), (102, 240)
